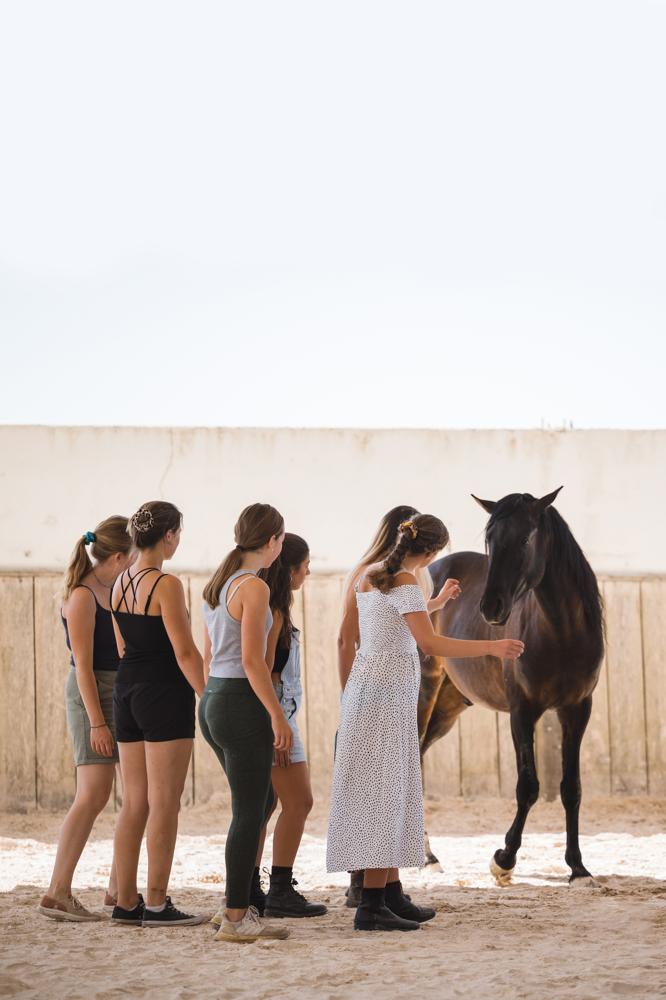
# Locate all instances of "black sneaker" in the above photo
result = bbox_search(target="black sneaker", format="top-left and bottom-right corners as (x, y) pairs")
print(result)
(265, 877), (328, 918)
(111, 894), (145, 925)
(354, 903), (420, 932)
(142, 897), (208, 927)
(385, 881), (436, 923)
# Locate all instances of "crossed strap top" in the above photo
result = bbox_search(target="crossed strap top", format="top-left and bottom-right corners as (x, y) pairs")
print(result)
(111, 567), (187, 687)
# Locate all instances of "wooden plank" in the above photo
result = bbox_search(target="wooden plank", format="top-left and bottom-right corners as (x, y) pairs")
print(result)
(34, 575), (75, 808)
(0, 576), (37, 810)
(423, 719), (461, 798)
(604, 580), (647, 795)
(459, 705), (500, 797)
(580, 649), (612, 796)
(497, 711), (515, 799)
(535, 709), (562, 802)
(302, 574), (345, 797)
(188, 574), (223, 805)
(641, 579), (666, 796)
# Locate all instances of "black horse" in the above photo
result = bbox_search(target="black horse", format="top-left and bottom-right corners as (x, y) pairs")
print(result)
(419, 487), (604, 884)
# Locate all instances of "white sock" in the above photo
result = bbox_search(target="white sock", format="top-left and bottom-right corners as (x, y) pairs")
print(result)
(146, 901), (166, 913)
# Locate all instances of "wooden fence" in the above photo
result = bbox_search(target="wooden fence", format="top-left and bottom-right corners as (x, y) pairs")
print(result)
(1, 573), (665, 811)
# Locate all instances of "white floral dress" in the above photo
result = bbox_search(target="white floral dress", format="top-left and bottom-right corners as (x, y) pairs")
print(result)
(326, 583), (426, 872)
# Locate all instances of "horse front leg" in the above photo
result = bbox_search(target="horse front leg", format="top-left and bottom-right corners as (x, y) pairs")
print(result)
(491, 701), (541, 885)
(557, 696), (594, 883)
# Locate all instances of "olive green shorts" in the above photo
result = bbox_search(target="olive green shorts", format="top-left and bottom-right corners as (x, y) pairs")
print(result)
(65, 668), (119, 766)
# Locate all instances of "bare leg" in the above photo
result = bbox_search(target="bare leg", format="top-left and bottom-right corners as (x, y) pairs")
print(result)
(558, 697), (594, 882)
(114, 742), (149, 909)
(270, 763), (313, 867)
(47, 764), (115, 898)
(363, 868), (389, 889)
(144, 738), (193, 907)
(492, 701), (541, 881)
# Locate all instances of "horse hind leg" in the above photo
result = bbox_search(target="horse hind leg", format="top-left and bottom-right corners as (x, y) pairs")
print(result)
(491, 702), (541, 886)
(557, 697), (597, 885)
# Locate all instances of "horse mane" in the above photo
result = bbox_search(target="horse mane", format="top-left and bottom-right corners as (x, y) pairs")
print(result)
(487, 494), (604, 635)
(544, 506), (604, 634)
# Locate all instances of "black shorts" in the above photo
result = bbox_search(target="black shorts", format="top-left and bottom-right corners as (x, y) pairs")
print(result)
(113, 682), (195, 743)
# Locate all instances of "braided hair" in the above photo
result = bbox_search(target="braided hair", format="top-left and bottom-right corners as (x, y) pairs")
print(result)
(367, 514), (449, 593)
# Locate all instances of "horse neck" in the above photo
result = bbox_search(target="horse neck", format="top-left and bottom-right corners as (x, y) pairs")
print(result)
(532, 522), (599, 639)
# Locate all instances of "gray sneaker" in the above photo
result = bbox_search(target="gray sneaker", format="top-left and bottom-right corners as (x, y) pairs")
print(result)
(214, 905), (290, 942)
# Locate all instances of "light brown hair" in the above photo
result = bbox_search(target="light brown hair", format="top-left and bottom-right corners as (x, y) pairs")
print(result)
(367, 513), (449, 593)
(203, 503), (285, 609)
(63, 515), (131, 599)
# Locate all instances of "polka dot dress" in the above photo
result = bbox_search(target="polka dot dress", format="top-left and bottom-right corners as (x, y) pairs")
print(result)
(326, 584), (426, 872)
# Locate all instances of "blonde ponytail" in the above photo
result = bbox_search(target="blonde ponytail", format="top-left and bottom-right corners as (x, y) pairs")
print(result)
(63, 515), (131, 599)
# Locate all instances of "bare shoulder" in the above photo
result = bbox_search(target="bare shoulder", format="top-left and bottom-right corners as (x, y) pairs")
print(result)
(393, 571), (417, 588)
(241, 575), (270, 601)
(158, 574), (185, 596)
(65, 586), (96, 615)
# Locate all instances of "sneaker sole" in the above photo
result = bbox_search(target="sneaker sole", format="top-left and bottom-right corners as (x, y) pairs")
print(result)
(38, 907), (101, 923)
(142, 915), (209, 927)
(264, 909), (328, 919)
(111, 917), (144, 925)
(354, 922), (420, 932)
(214, 930), (290, 942)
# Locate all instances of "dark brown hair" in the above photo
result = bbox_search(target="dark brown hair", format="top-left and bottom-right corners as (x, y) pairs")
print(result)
(128, 501), (183, 550)
(260, 533), (309, 649)
(203, 503), (285, 609)
(367, 513), (449, 593)
(64, 515), (131, 599)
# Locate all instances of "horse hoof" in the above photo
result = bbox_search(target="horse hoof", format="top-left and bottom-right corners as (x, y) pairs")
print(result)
(569, 875), (600, 889)
(424, 860), (443, 874)
(490, 858), (514, 886)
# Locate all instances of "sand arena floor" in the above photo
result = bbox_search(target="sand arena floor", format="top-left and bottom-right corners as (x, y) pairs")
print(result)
(1, 796), (665, 1000)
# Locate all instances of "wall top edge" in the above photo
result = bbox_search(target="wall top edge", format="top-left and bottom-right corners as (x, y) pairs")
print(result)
(1, 424), (666, 435)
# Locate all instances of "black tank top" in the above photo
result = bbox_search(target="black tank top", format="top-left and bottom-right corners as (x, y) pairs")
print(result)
(62, 586), (120, 672)
(273, 644), (290, 675)
(112, 567), (187, 687)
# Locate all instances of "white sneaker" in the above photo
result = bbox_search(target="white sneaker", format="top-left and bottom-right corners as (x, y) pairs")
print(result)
(210, 903), (225, 927)
(214, 905), (290, 942)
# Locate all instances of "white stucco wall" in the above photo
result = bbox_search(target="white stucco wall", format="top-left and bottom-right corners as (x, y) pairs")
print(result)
(1, 426), (664, 573)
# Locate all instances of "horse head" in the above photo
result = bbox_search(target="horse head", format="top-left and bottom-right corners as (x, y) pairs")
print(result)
(471, 487), (563, 626)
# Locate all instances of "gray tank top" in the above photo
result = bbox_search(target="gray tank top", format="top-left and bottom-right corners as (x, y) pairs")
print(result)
(204, 569), (273, 679)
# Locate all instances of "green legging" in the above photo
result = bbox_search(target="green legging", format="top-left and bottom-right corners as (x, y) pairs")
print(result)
(198, 677), (275, 909)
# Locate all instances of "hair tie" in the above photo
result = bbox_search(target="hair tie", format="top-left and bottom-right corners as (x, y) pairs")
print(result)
(132, 508), (155, 533)
(83, 531), (96, 545)
(235, 543), (247, 552)
(399, 519), (418, 540)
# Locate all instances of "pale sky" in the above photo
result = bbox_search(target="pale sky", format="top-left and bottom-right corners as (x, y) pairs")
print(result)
(1, 1), (665, 428)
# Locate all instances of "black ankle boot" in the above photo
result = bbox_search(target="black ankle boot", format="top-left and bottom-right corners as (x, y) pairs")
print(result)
(385, 880), (436, 923)
(345, 870), (364, 908)
(249, 868), (266, 916)
(354, 888), (419, 932)
(265, 868), (327, 918)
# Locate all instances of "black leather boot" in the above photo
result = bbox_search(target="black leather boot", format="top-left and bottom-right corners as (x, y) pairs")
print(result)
(249, 868), (266, 916)
(345, 870), (364, 908)
(265, 869), (327, 918)
(385, 880), (436, 923)
(354, 887), (420, 932)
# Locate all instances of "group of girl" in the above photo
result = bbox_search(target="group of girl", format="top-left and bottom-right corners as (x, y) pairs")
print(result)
(39, 500), (524, 940)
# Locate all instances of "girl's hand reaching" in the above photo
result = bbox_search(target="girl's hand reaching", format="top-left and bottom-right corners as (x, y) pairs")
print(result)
(432, 578), (462, 610)
(490, 639), (525, 661)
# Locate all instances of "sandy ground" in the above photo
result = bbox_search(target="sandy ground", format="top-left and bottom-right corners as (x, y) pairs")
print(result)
(1, 796), (665, 1000)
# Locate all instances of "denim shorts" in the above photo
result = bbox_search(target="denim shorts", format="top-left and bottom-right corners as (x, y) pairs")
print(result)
(273, 682), (306, 766)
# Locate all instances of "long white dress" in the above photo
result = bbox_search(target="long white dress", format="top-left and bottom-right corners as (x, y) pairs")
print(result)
(326, 583), (426, 872)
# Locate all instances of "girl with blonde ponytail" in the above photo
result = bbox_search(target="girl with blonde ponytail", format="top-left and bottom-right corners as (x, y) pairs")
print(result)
(327, 514), (525, 933)
(39, 516), (132, 923)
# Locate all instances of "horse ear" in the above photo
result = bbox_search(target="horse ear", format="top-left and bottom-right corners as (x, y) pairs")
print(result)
(471, 494), (497, 514)
(536, 486), (563, 512)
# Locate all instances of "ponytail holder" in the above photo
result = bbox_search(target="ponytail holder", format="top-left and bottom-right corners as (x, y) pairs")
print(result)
(399, 519), (418, 540)
(235, 544), (247, 552)
(83, 531), (96, 545)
